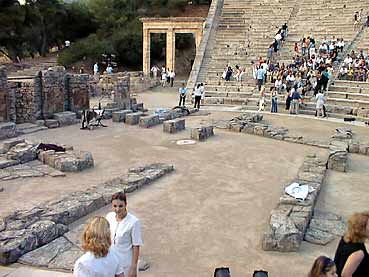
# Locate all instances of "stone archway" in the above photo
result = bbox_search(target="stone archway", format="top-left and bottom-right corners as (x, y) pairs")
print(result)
(140, 17), (205, 75)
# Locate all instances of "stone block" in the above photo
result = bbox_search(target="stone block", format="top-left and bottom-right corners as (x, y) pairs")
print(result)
(327, 151), (348, 172)
(241, 123), (255, 134)
(44, 119), (60, 129)
(125, 112), (143, 125)
(2, 138), (25, 152)
(53, 112), (77, 126)
(254, 124), (268, 136)
(112, 110), (132, 122)
(139, 115), (161, 128)
(190, 125), (214, 141)
(53, 150), (94, 172)
(163, 118), (185, 133)
(102, 108), (121, 119)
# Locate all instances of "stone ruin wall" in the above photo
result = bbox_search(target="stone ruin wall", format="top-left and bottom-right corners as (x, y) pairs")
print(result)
(0, 67), (9, 122)
(1, 67), (92, 124)
(12, 79), (38, 124)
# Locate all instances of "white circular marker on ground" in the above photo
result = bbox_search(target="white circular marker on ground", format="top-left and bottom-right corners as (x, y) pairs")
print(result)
(176, 139), (197, 145)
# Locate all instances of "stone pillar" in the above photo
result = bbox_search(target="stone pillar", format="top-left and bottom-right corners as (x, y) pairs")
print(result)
(166, 29), (175, 71)
(195, 30), (202, 50)
(143, 28), (151, 76)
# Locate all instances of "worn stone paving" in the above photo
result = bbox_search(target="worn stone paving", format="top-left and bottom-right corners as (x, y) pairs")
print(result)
(0, 160), (65, 181)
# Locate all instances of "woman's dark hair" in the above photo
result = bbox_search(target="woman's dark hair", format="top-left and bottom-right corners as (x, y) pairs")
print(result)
(309, 256), (335, 277)
(111, 192), (127, 204)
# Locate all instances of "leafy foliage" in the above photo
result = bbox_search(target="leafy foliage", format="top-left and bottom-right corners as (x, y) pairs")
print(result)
(1, 0), (210, 67)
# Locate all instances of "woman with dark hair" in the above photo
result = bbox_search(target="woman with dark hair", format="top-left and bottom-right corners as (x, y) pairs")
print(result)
(334, 211), (369, 276)
(106, 192), (143, 277)
(74, 216), (124, 277)
(309, 256), (337, 277)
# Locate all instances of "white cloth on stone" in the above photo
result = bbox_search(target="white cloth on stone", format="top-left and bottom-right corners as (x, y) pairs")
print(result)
(284, 182), (314, 201)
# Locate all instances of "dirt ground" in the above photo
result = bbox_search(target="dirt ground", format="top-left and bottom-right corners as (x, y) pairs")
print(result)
(1, 87), (369, 276)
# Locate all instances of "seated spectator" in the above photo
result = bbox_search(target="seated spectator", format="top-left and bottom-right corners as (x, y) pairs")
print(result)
(308, 256), (336, 277)
(74, 216), (124, 277)
(334, 211), (369, 277)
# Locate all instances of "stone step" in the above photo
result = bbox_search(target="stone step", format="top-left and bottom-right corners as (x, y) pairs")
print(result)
(16, 123), (48, 135)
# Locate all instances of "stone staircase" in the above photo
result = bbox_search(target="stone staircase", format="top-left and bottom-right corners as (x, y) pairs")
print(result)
(190, 0), (369, 122)
(198, 0), (297, 106)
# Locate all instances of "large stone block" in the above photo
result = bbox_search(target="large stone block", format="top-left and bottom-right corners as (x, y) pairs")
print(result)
(53, 112), (78, 126)
(163, 118), (185, 133)
(139, 115), (160, 128)
(132, 103), (144, 112)
(125, 112), (143, 125)
(190, 125), (214, 141)
(112, 110), (132, 122)
(327, 151), (348, 172)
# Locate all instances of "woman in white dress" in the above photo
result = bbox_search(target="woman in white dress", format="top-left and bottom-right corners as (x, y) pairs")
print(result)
(74, 216), (124, 277)
(106, 192), (143, 277)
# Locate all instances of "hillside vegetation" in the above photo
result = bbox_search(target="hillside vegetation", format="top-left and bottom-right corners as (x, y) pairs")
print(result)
(0, 0), (210, 69)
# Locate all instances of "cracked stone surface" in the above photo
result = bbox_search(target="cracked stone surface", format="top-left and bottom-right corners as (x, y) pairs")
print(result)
(0, 160), (65, 182)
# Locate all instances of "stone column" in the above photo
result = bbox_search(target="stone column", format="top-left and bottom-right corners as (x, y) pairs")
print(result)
(143, 28), (151, 76)
(166, 29), (175, 71)
(195, 30), (203, 50)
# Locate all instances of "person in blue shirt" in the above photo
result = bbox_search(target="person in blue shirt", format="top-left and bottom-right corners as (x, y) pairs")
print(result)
(178, 83), (188, 106)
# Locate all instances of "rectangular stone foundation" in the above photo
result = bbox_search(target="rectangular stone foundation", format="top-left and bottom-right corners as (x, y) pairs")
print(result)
(191, 125), (214, 141)
(139, 114), (160, 128)
(163, 118), (185, 133)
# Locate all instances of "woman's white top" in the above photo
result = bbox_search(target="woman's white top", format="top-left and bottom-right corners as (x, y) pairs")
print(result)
(106, 212), (143, 267)
(74, 248), (124, 277)
(316, 93), (325, 109)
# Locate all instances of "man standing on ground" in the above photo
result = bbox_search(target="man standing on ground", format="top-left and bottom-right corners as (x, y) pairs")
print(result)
(169, 70), (176, 87)
(290, 86), (301, 114)
(178, 83), (187, 106)
(151, 65), (158, 79)
(93, 62), (99, 75)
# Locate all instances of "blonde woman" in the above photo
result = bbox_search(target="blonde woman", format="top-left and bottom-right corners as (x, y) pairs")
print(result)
(74, 216), (125, 277)
(334, 211), (369, 276)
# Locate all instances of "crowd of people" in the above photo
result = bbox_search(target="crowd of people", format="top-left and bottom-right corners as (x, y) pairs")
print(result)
(251, 31), (358, 116)
(150, 65), (176, 87)
(339, 50), (369, 82)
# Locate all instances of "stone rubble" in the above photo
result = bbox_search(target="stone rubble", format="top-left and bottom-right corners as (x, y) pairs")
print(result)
(262, 153), (329, 252)
(0, 163), (174, 265)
